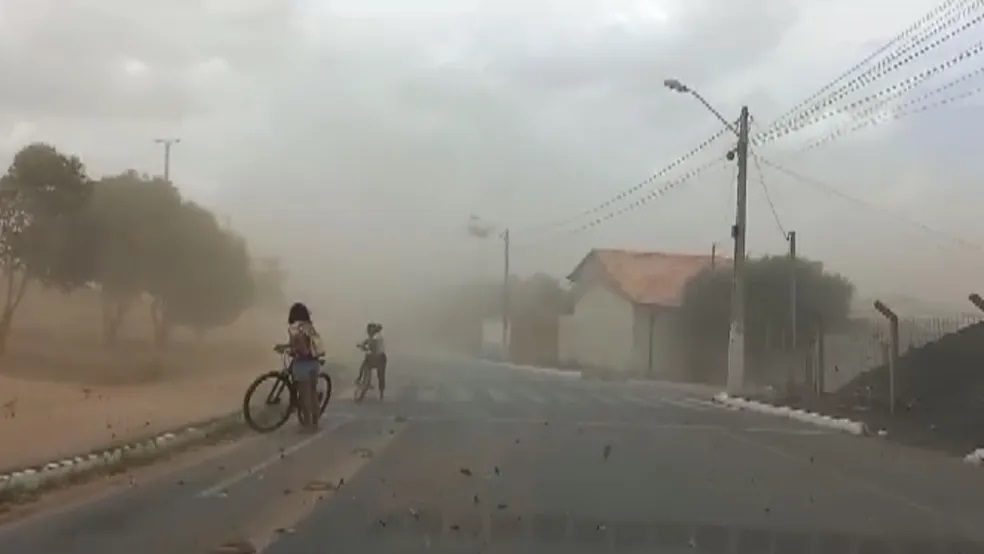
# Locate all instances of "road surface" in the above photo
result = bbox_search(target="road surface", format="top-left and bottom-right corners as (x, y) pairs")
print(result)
(3, 357), (984, 553)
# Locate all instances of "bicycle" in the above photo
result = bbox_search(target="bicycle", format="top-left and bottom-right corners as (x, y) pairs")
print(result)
(353, 342), (379, 403)
(243, 345), (332, 433)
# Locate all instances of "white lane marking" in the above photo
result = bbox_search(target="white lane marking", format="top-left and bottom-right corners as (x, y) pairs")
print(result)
(487, 388), (508, 403)
(450, 385), (471, 403)
(417, 387), (438, 403)
(198, 416), (352, 498)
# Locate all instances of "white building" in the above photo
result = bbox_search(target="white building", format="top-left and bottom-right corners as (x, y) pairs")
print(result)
(559, 249), (720, 378)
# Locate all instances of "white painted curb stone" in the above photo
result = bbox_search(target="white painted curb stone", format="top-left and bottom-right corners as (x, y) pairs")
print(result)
(713, 392), (867, 435)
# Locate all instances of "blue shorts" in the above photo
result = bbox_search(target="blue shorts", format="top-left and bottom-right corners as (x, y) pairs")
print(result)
(291, 358), (320, 382)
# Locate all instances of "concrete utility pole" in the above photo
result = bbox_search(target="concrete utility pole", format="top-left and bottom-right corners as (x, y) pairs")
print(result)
(501, 228), (511, 360)
(727, 106), (750, 395)
(874, 300), (899, 415)
(154, 138), (180, 182)
(787, 230), (797, 392)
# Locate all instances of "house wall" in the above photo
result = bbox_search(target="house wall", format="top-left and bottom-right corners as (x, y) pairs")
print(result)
(559, 284), (634, 371)
(631, 305), (684, 378)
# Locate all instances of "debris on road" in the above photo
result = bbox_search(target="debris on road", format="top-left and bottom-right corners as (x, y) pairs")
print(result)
(603, 445), (612, 460)
(473, 494), (480, 505)
(304, 480), (336, 492)
(497, 503), (508, 510)
(494, 466), (501, 476)
(283, 488), (292, 496)
(459, 467), (472, 476)
(377, 519), (387, 527)
(450, 524), (460, 531)
(275, 527), (295, 535)
(353, 447), (374, 459)
(409, 507), (419, 519)
(212, 540), (256, 553)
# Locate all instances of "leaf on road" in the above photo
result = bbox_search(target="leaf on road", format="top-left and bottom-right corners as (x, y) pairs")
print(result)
(211, 540), (256, 554)
(304, 480), (336, 492)
(603, 445), (612, 460)
(459, 467), (472, 476)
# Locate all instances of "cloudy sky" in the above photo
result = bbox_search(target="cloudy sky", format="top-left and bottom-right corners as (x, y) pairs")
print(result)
(2, 0), (983, 314)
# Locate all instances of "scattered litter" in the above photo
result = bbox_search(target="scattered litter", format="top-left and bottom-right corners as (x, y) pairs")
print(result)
(473, 494), (480, 505)
(283, 488), (292, 496)
(494, 466), (501, 476)
(304, 480), (336, 492)
(596, 524), (607, 532)
(353, 448), (374, 459)
(459, 468), (472, 477)
(514, 439), (521, 445)
(497, 503), (508, 510)
(176, 479), (185, 486)
(275, 527), (295, 535)
(450, 524), (460, 531)
(409, 507), (419, 519)
(603, 445), (612, 461)
(764, 506), (771, 514)
(338, 478), (345, 488)
(543, 421), (549, 427)
(377, 519), (387, 528)
(212, 540), (256, 553)
(216, 490), (229, 498)
(877, 429), (888, 437)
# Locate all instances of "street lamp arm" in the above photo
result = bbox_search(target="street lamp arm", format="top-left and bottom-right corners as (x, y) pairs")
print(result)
(687, 90), (739, 136)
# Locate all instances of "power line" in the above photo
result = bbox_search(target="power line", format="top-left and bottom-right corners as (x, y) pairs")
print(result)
(571, 155), (729, 234)
(751, 152), (787, 239)
(758, 156), (984, 252)
(802, 67), (984, 151)
(516, 126), (731, 235)
(757, 41), (984, 146)
(761, 0), (984, 141)
(763, 0), (965, 132)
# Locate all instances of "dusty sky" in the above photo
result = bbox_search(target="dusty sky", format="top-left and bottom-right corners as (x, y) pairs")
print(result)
(2, 0), (983, 317)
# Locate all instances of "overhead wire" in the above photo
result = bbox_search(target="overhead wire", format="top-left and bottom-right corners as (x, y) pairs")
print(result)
(751, 152), (787, 240)
(756, 41), (984, 146)
(760, 0), (984, 141)
(763, 0), (965, 132)
(758, 156), (984, 253)
(802, 66), (984, 151)
(515, 126), (731, 235)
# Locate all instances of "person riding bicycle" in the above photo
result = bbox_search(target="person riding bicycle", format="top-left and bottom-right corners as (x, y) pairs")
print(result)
(286, 302), (324, 431)
(357, 322), (387, 400)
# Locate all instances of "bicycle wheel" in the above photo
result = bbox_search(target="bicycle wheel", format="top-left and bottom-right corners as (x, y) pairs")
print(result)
(243, 371), (295, 432)
(317, 372), (332, 414)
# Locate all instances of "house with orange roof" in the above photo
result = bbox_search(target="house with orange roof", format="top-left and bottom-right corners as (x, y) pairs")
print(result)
(559, 248), (723, 377)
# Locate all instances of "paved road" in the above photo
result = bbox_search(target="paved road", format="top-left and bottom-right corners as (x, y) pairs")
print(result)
(3, 357), (984, 553)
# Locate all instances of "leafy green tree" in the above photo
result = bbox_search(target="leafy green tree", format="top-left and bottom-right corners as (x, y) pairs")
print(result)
(85, 171), (182, 344)
(677, 256), (854, 383)
(0, 144), (91, 353)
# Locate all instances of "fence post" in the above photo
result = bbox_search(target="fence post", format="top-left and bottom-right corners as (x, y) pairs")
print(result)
(970, 293), (984, 313)
(873, 300), (899, 415)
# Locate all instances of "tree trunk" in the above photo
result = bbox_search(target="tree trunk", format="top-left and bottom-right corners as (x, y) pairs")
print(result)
(0, 309), (12, 356)
(150, 298), (171, 348)
(0, 269), (30, 357)
(101, 290), (131, 346)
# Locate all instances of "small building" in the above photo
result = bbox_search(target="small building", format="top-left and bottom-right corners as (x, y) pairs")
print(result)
(559, 248), (720, 378)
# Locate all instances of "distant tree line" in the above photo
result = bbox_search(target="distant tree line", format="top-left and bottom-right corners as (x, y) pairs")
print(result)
(0, 142), (280, 353)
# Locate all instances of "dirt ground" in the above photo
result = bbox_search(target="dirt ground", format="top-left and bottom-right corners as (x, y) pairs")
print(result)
(0, 288), (356, 472)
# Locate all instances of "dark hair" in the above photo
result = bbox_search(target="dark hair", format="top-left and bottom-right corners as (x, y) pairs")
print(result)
(288, 302), (311, 324)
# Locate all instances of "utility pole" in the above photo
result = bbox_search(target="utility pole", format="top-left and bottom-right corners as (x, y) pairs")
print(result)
(787, 230), (797, 393)
(154, 138), (180, 182)
(501, 228), (510, 361)
(711, 242), (717, 270)
(726, 106), (750, 395)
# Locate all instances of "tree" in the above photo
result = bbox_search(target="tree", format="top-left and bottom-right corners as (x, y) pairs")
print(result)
(85, 171), (182, 344)
(146, 201), (254, 343)
(253, 256), (287, 310)
(0, 144), (91, 353)
(677, 255), (854, 383)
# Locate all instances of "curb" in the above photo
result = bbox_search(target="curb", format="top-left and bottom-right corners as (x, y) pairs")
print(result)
(712, 393), (868, 436)
(0, 411), (243, 501)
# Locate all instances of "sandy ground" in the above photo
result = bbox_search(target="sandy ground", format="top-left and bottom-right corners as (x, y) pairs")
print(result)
(0, 287), (359, 473)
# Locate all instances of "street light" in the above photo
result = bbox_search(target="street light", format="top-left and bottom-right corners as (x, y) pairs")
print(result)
(663, 79), (739, 136)
(665, 78), (750, 395)
(467, 215), (510, 360)
(154, 138), (181, 182)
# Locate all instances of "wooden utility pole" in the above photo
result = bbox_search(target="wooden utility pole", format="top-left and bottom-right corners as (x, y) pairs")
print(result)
(970, 293), (984, 313)
(726, 106), (750, 395)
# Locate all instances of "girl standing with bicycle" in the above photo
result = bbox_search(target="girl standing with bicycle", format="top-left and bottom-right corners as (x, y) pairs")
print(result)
(288, 302), (324, 431)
